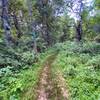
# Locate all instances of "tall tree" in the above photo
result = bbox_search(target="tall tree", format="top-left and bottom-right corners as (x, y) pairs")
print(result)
(64, 0), (85, 41)
(12, 11), (22, 38)
(36, 0), (53, 46)
(9, 0), (23, 38)
(1, 0), (13, 46)
(27, 0), (37, 54)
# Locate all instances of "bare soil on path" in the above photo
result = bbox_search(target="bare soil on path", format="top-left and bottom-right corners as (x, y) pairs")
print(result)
(36, 54), (69, 100)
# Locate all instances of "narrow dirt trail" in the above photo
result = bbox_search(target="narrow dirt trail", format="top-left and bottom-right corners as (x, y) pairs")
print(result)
(36, 54), (69, 100)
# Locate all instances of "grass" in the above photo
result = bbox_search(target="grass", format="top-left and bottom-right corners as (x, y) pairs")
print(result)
(0, 63), (41, 100)
(0, 51), (51, 100)
(0, 41), (100, 100)
(53, 41), (100, 100)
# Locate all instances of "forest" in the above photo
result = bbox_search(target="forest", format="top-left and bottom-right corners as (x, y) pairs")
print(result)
(0, 0), (100, 100)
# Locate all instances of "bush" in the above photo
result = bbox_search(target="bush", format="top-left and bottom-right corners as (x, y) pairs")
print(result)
(21, 51), (35, 65)
(53, 41), (100, 100)
(86, 55), (100, 70)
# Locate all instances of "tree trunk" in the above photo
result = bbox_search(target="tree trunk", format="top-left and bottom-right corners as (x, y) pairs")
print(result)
(1, 0), (13, 46)
(76, 20), (82, 41)
(13, 11), (22, 38)
(27, 0), (38, 54)
(42, 0), (51, 46)
(75, 0), (83, 42)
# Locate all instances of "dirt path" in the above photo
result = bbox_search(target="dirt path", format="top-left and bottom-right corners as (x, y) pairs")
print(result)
(36, 54), (69, 100)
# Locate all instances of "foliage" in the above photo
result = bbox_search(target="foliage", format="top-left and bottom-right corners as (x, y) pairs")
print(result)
(0, 51), (49, 100)
(0, 64), (40, 100)
(0, 0), (100, 99)
(53, 41), (100, 100)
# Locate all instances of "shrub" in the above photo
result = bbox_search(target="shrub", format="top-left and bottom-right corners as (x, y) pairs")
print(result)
(53, 41), (100, 100)
(86, 55), (100, 70)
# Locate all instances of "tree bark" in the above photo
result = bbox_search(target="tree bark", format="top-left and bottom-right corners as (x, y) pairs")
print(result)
(76, 20), (82, 41)
(1, 0), (13, 46)
(13, 11), (22, 38)
(42, 0), (51, 46)
(27, 0), (38, 54)
(75, 0), (83, 42)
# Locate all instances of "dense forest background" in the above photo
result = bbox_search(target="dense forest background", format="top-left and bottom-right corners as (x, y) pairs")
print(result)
(0, 0), (100, 100)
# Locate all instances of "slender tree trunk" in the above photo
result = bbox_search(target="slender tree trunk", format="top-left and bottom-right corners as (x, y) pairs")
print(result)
(42, 14), (50, 46)
(76, 20), (82, 41)
(13, 11), (22, 38)
(42, 0), (51, 46)
(37, 0), (51, 46)
(27, 0), (37, 54)
(75, 0), (83, 42)
(1, 0), (13, 46)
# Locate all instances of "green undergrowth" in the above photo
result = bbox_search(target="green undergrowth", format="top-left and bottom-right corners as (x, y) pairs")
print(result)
(0, 50), (51, 100)
(0, 64), (40, 100)
(53, 41), (100, 100)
